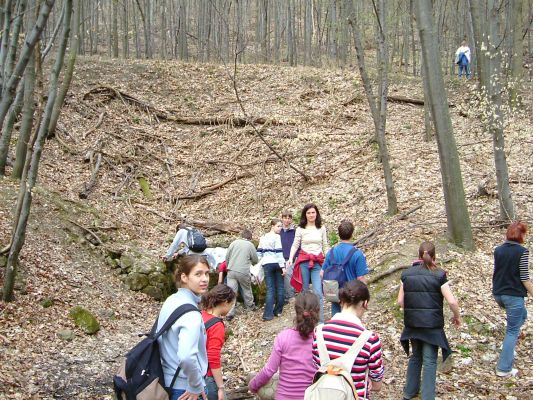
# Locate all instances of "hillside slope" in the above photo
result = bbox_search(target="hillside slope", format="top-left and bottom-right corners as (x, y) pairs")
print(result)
(0, 56), (532, 399)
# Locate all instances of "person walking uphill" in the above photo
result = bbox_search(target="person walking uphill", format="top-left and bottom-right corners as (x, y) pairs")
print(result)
(288, 203), (330, 323)
(398, 242), (461, 400)
(258, 219), (286, 321)
(225, 229), (259, 321)
(157, 255), (210, 400)
(493, 222), (533, 378)
(455, 40), (471, 79)
(249, 291), (320, 400)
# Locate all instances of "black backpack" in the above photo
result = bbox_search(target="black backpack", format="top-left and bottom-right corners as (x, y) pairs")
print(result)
(187, 228), (207, 253)
(113, 304), (199, 400)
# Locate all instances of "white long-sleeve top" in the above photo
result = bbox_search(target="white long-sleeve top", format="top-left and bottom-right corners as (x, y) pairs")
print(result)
(257, 231), (285, 268)
(290, 226), (330, 257)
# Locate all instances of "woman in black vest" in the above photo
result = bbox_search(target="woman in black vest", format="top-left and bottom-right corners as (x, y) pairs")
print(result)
(493, 222), (532, 378)
(398, 242), (461, 400)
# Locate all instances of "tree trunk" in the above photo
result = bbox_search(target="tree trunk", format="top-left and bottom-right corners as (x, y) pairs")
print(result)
(112, 0), (119, 57)
(12, 0), (36, 179)
(415, 0), (474, 249)
(121, 0), (128, 58)
(3, 0), (27, 87)
(3, 0), (72, 302)
(48, 0), (80, 138)
(508, 0), (523, 107)
(486, 0), (515, 221)
(0, 0), (55, 143)
(0, 85), (23, 174)
(0, 0), (14, 90)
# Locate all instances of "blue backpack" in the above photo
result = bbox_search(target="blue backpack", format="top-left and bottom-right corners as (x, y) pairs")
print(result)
(187, 228), (207, 252)
(322, 246), (358, 302)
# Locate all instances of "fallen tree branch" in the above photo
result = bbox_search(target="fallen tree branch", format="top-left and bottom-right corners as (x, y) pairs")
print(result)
(368, 265), (410, 283)
(82, 111), (106, 139)
(67, 219), (104, 246)
(79, 151), (103, 199)
(354, 205), (422, 247)
(176, 172), (252, 201)
(83, 86), (292, 127)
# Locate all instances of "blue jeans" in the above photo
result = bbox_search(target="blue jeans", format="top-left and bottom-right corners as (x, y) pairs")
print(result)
(458, 64), (470, 79)
(403, 339), (438, 400)
(169, 388), (208, 400)
(494, 295), (527, 372)
(205, 376), (219, 400)
(300, 260), (324, 322)
(263, 263), (284, 320)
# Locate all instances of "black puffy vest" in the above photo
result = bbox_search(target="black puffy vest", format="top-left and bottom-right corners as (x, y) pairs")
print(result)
(493, 241), (527, 297)
(402, 263), (447, 329)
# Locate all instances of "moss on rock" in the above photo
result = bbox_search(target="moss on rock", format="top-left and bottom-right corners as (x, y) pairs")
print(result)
(69, 306), (100, 334)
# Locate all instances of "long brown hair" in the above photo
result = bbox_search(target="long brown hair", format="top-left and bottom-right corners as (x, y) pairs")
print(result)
(294, 291), (320, 339)
(418, 241), (437, 270)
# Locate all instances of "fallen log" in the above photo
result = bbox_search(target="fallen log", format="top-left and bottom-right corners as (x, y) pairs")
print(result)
(176, 172), (252, 201)
(83, 86), (292, 126)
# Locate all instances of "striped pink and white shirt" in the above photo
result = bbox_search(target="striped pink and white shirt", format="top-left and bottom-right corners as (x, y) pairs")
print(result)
(312, 312), (384, 399)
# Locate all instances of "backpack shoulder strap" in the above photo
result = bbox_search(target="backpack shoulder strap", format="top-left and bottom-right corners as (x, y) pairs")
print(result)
(329, 246), (337, 265)
(315, 325), (330, 365)
(340, 246), (358, 268)
(153, 303), (199, 340)
(334, 329), (372, 372)
(204, 316), (223, 331)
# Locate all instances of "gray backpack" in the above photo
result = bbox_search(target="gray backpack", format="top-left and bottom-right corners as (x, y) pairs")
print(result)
(304, 325), (371, 400)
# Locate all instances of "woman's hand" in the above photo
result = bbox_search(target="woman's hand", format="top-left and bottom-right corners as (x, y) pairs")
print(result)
(450, 315), (461, 327)
(286, 259), (293, 267)
(178, 391), (207, 400)
(217, 387), (226, 400)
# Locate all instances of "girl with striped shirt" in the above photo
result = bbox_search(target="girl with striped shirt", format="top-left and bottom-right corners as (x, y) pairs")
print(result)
(312, 280), (384, 399)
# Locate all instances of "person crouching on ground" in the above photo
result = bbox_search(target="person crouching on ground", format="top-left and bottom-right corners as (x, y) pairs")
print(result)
(157, 255), (210, 400)
(258, 218), (286, 321)
(201, 284), (236, 400)
(398, 241), (461, 400)
(249, 291), (320, 399)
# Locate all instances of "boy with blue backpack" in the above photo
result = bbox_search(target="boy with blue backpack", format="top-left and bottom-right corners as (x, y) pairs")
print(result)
(321, 220), (369, 317)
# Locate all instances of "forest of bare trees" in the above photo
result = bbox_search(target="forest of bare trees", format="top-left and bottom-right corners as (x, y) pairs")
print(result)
(1, 0), (531, 300)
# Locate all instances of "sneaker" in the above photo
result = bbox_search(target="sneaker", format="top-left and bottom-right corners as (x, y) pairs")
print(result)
(274, 313), (282, 317)
(226, 315), (234, 322)
(249, 305), (259, 312)
(495, 368), (519, 377)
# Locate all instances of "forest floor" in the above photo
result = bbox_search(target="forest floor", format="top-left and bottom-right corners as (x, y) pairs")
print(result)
(0, 56), (532, 399)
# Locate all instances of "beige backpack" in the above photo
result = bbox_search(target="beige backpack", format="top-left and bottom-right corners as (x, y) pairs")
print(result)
(304, 325), (371, 400)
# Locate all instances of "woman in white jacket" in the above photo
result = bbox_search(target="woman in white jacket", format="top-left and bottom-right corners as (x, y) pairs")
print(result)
(258, 219), (286, 321)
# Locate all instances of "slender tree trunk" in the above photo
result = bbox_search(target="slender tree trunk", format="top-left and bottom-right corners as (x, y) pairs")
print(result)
(111, 0), (119, 57)
(508, 0), (523, 107)
(48, 0), (80, 138)
(415, 0), (474, 249)
(0, 86), (23, 174)
(4, 0), (27, 87)
(122, 0), (128, 58)
(0, 0), (14, 90)
(3, 0), (72, 302)
(12, 0), (36, 179)
(0, 0), (55, 141)
(410, 0), (417, 75)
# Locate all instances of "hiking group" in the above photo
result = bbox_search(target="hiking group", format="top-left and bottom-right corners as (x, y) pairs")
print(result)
(115, 205), (531, 400)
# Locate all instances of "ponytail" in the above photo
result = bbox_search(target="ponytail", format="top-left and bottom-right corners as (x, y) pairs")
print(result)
(294, 291), (320, 339)
(418, 241), (437, 270)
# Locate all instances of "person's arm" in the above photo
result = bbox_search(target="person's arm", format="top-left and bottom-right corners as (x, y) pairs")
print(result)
(288, 228), (302, 265)
(397, 283), (404, 308)
(165, 229), (187, 259)
(225, 244), (233, 266)
(206, 323), (226, 399)
(519, 250), (532, 296)
(367, 333), (384, 391)
(175, 313), (206, 394)
(249, 333), (283, 393)
(218, 271), (224, 284)
(441, 283), (461, 327)
(250, 242), (259, 265)
(274, 235), (286, 273)
(354, 251), (369, 284)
